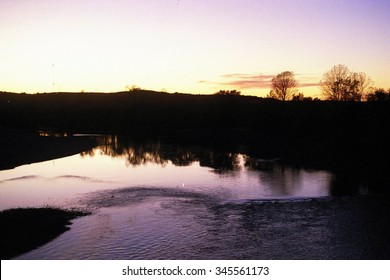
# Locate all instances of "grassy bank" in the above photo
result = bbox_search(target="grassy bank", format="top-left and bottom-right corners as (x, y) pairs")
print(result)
(0, 207), (90, 259)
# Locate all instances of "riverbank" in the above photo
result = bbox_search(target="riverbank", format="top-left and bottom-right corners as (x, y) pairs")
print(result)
(0, 207), (90, 259)
(0, 128), (97, 170)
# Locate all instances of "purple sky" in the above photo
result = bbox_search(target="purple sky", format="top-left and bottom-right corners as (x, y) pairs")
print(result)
(1, 0), (389, 96)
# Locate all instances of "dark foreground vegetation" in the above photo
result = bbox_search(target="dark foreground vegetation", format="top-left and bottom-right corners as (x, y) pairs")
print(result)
(0, 207), (90, 259)
(1, 90), (389, 191)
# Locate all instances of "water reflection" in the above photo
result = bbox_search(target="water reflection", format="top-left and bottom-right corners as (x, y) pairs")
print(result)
(3, 134), (389, 260)
(81, 136), (196, 167)
(81, 134), (384, 197)
(75, 135), (331, 199)
(81, 135), (271, 172)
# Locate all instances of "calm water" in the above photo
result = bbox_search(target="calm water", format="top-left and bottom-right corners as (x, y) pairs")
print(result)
(1, 135), (389, 259)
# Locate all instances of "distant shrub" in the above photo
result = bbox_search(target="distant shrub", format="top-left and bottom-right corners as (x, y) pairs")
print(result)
(214, 90), (241, 96)
(125, 85), (142, 92)
(366, 88), (390, 101)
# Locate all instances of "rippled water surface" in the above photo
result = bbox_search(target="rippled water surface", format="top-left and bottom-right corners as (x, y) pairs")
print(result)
(1, 136), (389, 259)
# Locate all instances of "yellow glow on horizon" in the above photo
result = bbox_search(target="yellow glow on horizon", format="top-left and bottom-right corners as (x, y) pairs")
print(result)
(1, 1), (389, 95)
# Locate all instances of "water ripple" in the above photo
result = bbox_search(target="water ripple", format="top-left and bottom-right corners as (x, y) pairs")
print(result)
(54, 175), (114, 184)
(1, 175), (42, 182)
(16, 195), (390, 260)
(81, 186), (223, 209)
(1, 174), (113, 184)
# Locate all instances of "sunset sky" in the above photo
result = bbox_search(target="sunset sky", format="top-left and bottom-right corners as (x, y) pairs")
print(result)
(1, 0), (389, 97)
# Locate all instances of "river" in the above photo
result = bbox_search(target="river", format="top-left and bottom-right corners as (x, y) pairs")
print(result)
(0, 135), (389, 259)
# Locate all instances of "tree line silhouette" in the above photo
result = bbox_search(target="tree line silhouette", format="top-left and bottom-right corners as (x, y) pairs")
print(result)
(265, 64), (389, 101)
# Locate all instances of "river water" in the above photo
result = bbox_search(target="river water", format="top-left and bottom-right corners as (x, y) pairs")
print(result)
(1, 135), (389, 259)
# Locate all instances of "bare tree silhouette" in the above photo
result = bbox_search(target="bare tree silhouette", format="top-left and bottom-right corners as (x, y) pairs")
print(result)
(267, 71), (298, 101)
(320, 64), (373, 101)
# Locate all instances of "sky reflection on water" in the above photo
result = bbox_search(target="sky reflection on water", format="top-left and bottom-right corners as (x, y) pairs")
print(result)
(4, 136), (390, 260)
(0, 137), (331, 211)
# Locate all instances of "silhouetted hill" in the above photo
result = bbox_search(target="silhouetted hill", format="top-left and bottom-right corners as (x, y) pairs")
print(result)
(1, 91), (389, 187)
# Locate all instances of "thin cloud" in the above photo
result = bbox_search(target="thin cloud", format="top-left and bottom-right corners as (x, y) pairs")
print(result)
(200, 73), (274, 89)
(223, 73), (275, 89)
(199, 73), (320, 89)
(199, 73), (321, 90)
(300, 82), (322, 87)
(296, 73), (322, 88)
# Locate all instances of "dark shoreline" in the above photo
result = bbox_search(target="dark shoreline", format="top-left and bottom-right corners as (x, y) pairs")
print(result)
(0, 128), (97, 170)
(0, 207), (90, 260)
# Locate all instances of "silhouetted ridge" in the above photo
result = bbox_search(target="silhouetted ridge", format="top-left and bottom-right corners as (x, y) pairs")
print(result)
(1, 91), (389, 182)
